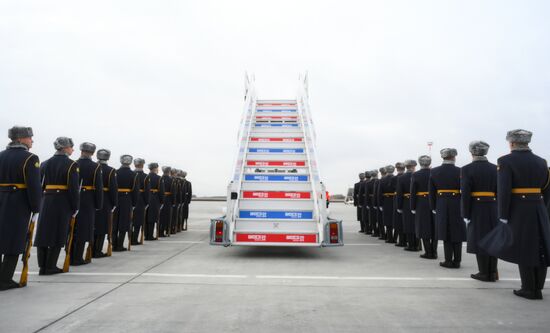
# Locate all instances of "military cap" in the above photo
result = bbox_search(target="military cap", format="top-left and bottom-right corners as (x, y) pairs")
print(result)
(469, 140), (490, 156)
(404, 159), (417, 167)
(364, 171), (371, 178)
(395, 162), (405, 170)
(134, 158), (145, 166)
(418, 155), (432, 167)
(385, 165), (395, 173)
(8, 126), (33, 140)
(379, 167), (386, 173)
(120, 154), (133, 165)
(182, 171), (187, 177)
(97, 149), (111, 161)
(506, 129), (532, 144)
(440, 148), (458, 159)
(79, 142), (96, 154)
(371, 169), (379, 176)
(162, 166), (172, 173)
(359, 172), (365, 178)
(148, 162), (159, 170)
(53, 137), (74, 150)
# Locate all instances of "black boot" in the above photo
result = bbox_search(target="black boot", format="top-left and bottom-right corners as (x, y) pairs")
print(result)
(93, 235), (107, 258)
(420, 239), (433, 259)
(452, 242), (462, 268)
(45, 247), (63, 275)
(471, 254), (491, 281)
(516, 265), (542, 300)
(440, 242), (455, 268)
(0, 255), (20, 291)
(37, 247), (48, 275)
(71, 241), (87, 266)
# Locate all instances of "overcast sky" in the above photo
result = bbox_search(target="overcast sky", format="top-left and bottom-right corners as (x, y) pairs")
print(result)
(1, 1), (549, 196)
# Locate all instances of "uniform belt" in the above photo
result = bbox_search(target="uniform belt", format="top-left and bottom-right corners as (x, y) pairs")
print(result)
(383, 192), (396, 197)
(45, 185), (68, 190)
(403, 193), (411, 198)
(0, 183), (27, 189)
(471, 191), (496, 197)
(150, 189), (159, 193)
(139, 189), (145, 192)
(511, 188), (541, 194)
(437, 190), (460, 195)
(165, 192), (173, 195)
(82, 185), (95, 191)
(103, 187), (110, 191)
(416, 191), (429, 196)
(118, 188), (132, 193)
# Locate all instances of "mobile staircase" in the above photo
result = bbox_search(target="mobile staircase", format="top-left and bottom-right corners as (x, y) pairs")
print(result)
(210, 74), (343, 247)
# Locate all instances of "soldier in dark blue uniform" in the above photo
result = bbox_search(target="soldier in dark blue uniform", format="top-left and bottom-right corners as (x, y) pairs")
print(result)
(375, 167), (387, 240)
(397, 159), (420, 252)
(170, 168), (181, 234)
(93, 149), (118, 258)
(113, 155), (138, 251)
(34, 137), (80, 275)
(359, 171), (371, 234)
(429, 148), (466, 268)
(159, 166), (174, 237)
(131, 158), (150, 245)
(379, 165), (397, 243)
(461, 141), (499, 282)
(481, 130), (550, 300)
(181, 171), (192, 231)
(366, 170), (379, 237)
(393, 162), (406, 247)
(71, 143), (103, 265)
(145, 163), (164, 240)
(0, 126), (41, 290)
(411, 155), (437, 259)
(353, 173), (365, 232)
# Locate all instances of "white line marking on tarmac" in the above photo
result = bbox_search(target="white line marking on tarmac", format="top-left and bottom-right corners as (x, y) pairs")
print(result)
(143, 273), (248, 278)
(17, 271), (548, 282)
(344, 244), (382, 246)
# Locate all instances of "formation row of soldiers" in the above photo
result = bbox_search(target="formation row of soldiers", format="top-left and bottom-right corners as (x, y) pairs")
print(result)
(354, 129), (550, 300)
(0, 126), (192, 291)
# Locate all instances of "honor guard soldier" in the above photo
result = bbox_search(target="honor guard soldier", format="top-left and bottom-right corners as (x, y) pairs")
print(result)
(0, 126), (41, 290)
(379, 165), (397, 243)
(159, 166), (174, 237)
(360, 171), (372, 234)
(34, 137), (80, 275)
(461, 141), (498, 282)
(71, 142), (103, 265)
(182, 171), (192, 231)
(429, 148), (466, 268)
(393, 162), (407, 247)
(411, 155), (437, 259)
(132, 158), (150, 245)
(481, 130), (550, 300)
(146, 163), (164, 240)
(366, 170), (379, 237)
(93, 149), (118, 258)
(113, 155), (138, 251)
(353, 173), (365, 232)
(375, 167), (387, 240)
(397, 160), (420, 251)
(170, 168), (181, 234)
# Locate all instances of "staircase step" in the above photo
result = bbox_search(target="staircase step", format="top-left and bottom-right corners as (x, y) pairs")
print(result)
(239, 199), (314, 210)
(246, 160), (306, 167)
(248, 148), (304, 154)
(239, 210), (313, 220)
(241, 191), (312, 199)
(241, 182), (312, 191)
(243, 174), (309, 182)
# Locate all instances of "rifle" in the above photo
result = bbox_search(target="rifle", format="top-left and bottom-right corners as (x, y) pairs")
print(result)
(140, 205), (148, 245)
(19, 213), (36, 287)
(107, 206), (115, 256)
(128, 207), (134, 251)
(64, 180), (82, 272)
(155, 204), (163, 240)
(63, 213), (77, 272)
(84, 242), (92, 263)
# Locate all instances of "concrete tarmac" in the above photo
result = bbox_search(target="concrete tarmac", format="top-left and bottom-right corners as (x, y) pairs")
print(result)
(1, 202), (549, 332)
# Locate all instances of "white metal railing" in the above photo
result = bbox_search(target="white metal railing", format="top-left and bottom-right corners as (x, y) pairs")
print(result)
(227, 73), (257, 239)
(296, 73), (328, 238)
